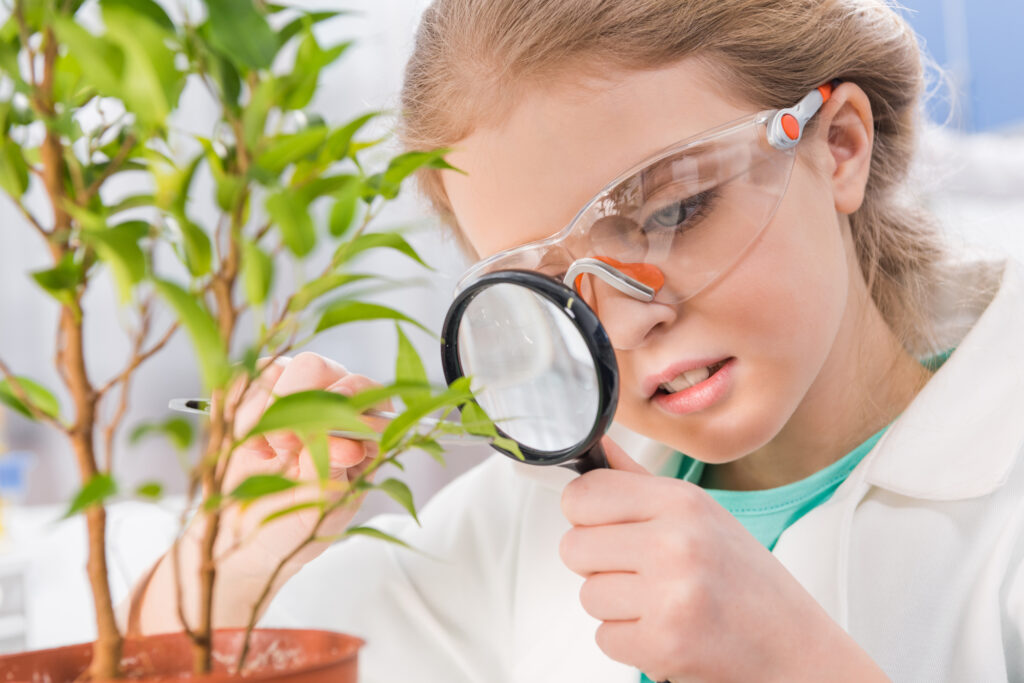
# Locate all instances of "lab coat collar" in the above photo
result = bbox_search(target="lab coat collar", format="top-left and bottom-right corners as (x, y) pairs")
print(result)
(863, 256), (1024, 500)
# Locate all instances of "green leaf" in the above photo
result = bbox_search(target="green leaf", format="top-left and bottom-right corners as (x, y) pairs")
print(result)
(492, 435), (524, 460)
(101, 3), (181, 129)
(52, 17), (124, 97)
(255, 126), (328, 175)
(229, 473), (300, 501)
(306, 431), (330, 482)
(415, 438), (446, 465)
(338, 525), (411, 550)
(242, 76), (277, 149)
(80, 221), (149, 303)
(325, 112), (381, 161)
(31, 253), (83, 308)
(153, 279), (229, 390)
(241, 240), (274, 305)
(395, 325), (429, 407)
(328, 178), (362, 237)
(380, 382), (473, 452)
(277, 11), (344, 47)
(0, 376), (61, 421)
(0, 139), (29, 197)
(376, 478), (418, 525)
(135, 482), (164, 499)
(65, 473), (118, 518)
(316, 301), (430, 335)
(245, 389), (375, 440)
(459, 400), (497, 437)
(266, 190), (315, 257)
(100, 0), (174, 30)
(206, 0), (278, 70)
(288, 273), (373, 312)
(332, 232), (430, 269)
(178, 217), (213, 277)
(365, 149), (461, 200)
(130, 417), (194, 450)
(261, 500), (323, 526)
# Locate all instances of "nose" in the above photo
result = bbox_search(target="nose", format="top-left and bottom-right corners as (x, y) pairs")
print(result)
(581, 273), (678, 350)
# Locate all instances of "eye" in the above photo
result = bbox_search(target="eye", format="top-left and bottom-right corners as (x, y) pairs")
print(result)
(642, 190), (712, 233)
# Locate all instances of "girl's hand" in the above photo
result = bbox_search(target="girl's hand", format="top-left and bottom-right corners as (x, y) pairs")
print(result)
(212, 352), (389, 574)
(558, 437), (889, 682)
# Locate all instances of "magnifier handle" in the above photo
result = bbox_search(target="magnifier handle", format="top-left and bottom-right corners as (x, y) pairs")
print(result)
(562, 441), (609, 474)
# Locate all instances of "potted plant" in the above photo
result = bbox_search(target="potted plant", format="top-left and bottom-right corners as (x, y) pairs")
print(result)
(0, 0), (499, 678)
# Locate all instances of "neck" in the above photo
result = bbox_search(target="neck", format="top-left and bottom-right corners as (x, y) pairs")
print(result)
(701, 246), (933, 492)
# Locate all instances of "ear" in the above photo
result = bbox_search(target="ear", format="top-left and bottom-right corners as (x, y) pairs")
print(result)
(811, 82), (875, 215)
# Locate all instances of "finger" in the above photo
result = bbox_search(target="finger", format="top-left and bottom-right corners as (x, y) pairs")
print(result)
(579, 571), (646, 621)
(232, 356), (290, 440)
(594, 621), (654, 675)
(265, 353), (348, 454)
(602, 436), (650, 474)
(561, 468), (667, 526)
(326, 373), (394, 433)
(559, 522), (649, 576)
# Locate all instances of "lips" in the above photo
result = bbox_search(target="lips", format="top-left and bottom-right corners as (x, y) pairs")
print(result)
(643, 357), (734, 399)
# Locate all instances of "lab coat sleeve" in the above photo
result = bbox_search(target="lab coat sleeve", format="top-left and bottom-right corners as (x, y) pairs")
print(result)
(1003, 526), (1024, 681)
(258, 454), (530, 683)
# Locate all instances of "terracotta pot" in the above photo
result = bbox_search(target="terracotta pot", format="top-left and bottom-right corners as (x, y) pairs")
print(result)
(0, 628), (363, 682)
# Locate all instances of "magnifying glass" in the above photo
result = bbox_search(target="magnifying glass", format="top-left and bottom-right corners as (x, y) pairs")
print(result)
(441, 270), (618, 474)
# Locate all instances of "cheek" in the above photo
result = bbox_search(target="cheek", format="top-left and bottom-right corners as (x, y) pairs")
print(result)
(611, 190), (850, 460)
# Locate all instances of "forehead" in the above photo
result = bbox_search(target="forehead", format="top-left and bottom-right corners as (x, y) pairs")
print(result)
(441, 59), (750, 259)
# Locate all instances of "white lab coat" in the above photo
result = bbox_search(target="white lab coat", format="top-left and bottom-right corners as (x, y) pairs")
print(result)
(261, 255), (1024, 682)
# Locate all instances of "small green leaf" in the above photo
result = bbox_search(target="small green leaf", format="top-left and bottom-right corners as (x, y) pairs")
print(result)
(261, 500), (323, 526)
(325, 112), (381, 161)
(255, 126), (328, 175)
(242, 76), (278, 149)
(266, 190), (315, 257)
(0, 139), (29, 197)
(380, 382), (474, 452)
(100, 0), (174, 30)
(206, 0), (278, 70)
(0, 376), (61, 421)
(178, 217), (213, 277)
(338, 525), (411, 549)
(65, 473), (118, 518)
(245, 390), (374, 440)
(306, 431), (330, 482)
(415, 438), (446, 465)
(328, 178), (361, 237)
(491, 436), (524, 461)
(365, 149), (461, 200)
(332, 232), (430, 269)
(277, 11), (344, 47)
(229, 473), (300, 501)
(376, 478), (418, 525)
(52, 17), (124, 97)
(395, 325), (429, 407)
(288, 273), (373, 312)
(135, 482), (164, 499)
(241, 240), (274, 305)
(316, 301), (431, 335)
(81, 221), (149, 303)
(460, 401), (498, 437)
(130, 417), (193, 450)
(31, 253), (83, 308)
(154, 280), (229, 390)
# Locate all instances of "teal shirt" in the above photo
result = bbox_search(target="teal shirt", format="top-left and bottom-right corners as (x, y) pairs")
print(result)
(637, 349), (952, 683)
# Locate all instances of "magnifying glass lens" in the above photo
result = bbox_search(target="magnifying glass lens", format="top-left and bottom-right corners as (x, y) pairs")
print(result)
(456, 283), (601, 454)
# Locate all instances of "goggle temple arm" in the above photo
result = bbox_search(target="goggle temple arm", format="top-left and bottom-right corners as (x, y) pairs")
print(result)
(766, 80), (840, 151)
(563, 257), (658, 303)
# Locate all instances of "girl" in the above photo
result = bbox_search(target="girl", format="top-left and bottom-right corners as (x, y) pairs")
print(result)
(135, 1), (1024, 680)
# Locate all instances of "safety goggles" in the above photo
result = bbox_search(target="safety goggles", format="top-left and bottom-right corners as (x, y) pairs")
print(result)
(455, 81), (838, 313)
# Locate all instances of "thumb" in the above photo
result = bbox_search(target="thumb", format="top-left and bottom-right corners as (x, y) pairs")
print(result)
(601, 436), (650, 474)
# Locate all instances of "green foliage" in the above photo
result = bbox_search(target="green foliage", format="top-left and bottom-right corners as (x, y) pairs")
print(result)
(394, 325), (429, 408)
(0, 376), (61, 421)
(130, 417), (195, 451)
(65, 473), (118, 518)
(229, 473), (300, 502)
(245, 390), (375, 440)
(154, 280), (229, 390)
(316, 301), (431, 335)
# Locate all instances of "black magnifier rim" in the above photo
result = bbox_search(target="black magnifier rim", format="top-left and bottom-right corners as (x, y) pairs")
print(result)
(440, 269), (618, 467)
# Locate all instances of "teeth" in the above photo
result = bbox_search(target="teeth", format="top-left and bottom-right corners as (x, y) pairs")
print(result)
(658, 361), (725, 394)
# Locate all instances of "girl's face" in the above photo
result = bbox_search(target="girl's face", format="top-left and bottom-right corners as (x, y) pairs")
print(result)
(441, 59), (859, 464)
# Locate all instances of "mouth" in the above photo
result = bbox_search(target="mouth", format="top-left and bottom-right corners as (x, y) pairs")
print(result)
(648, 358), (733, 398)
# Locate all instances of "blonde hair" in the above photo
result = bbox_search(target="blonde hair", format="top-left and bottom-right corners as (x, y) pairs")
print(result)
(399, 0), (948, 355)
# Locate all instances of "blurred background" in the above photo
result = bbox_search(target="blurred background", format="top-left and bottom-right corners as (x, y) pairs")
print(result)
(0, 0), (1021, 654)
